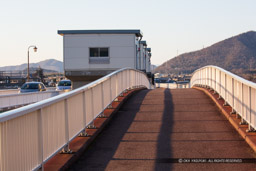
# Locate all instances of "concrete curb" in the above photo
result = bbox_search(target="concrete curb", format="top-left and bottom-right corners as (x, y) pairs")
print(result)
(193, 86), (256, 153)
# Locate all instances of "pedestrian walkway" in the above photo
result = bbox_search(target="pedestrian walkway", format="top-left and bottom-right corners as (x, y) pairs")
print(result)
(70, 88), (256, 170)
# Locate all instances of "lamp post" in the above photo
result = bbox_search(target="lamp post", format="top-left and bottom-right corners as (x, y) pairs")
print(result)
(27, 45), (37, 82)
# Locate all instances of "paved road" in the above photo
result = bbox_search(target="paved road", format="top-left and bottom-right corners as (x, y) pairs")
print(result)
(70, 88), (256, 171)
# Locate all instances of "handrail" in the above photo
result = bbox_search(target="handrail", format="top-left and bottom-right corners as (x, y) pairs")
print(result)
(0, 68), (150, 171)
(190, 65), (256, 132)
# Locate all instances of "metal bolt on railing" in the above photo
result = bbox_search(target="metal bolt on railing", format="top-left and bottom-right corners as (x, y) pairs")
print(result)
(97, 113), (107, 118)
(108, 104), (113, 109)
(223, 101), (229, 106)
(240, 118), (247, 125)
(79, 131), (89, 137)
(236, 113), (241, 119)
(60, 145), (73, 154)
(247, 125), (256, 132)
(87, 124), (97, 129)
(230, 109), (236, 115)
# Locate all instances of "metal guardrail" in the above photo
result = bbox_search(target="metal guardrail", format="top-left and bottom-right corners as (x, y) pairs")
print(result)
(0, 68), (150, 171)
(190, 65), (256, 132)
(0, 91), (61, 109)
(0, 89), (19, 95)
(0, 87), (58, 96)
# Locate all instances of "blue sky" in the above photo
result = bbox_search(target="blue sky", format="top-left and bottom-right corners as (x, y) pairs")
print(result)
(0, 0), (255, 67)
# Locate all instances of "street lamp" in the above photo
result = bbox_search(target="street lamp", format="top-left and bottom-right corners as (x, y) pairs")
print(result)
(27, 45), (37, 82)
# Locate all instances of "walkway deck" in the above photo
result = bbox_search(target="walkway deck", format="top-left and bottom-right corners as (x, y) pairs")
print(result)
(70, 88), (256, 170)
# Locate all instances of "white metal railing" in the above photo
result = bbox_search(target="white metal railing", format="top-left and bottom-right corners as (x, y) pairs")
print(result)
(0, 91), (61, 109)
(0, 87), (57, 96)
(190, 65), (256, 131)
(0, 68), (150, 171)
(155, 83), (189, 89)
(0, 89), (19, 95)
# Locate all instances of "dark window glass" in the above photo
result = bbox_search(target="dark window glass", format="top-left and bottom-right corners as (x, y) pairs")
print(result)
(21, 83), (39, 89)
(58, 81), (71, 86)
(90, 48), (99, 57)
(100, 48), (108, 57)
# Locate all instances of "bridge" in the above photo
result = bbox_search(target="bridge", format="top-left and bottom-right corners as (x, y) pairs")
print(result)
(0, 66), (256, 170)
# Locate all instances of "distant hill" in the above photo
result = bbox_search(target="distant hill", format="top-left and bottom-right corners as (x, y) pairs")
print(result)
(0, 59), (64, 73)
(154, 31), (256, 76)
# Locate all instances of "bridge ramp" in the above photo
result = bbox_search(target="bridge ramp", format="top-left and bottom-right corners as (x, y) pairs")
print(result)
(70, 88), (256, 170)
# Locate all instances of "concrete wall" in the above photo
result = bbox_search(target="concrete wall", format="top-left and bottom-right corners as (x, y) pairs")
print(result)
(63, 34), (137, 71)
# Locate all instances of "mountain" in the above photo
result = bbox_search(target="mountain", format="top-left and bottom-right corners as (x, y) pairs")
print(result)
(0, 59), (64, 73)
(154, 31), (256, 76)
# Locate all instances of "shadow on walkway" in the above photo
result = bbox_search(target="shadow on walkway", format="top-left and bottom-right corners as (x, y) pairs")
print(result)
(154, 88), (174, 170)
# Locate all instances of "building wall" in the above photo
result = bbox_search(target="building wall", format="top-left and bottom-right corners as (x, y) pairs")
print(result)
(138, 43), (145, 71)
(63, 34), (136, 71)
(146, 52), (150, 73)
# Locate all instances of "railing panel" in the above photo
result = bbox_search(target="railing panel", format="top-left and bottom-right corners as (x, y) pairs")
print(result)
(85, 89), (93, 126)
(111, 75), (117, 101)
(233, 79), (239, 113)
(251, 88), (256, 128)
(67, 93), (84, 140)
(243, 84), (250, 122)
(0, 111), (40, 171)
(42, 101), (66, 160)
(226, 75), (233, 105)
(103, 79), (111, 108)
(93, 85), (102, 118)
(237, 82), (243, 115)
(117, 73), (122, 94)
(220, 72), (225, 98)
(216, 70), (220, 94)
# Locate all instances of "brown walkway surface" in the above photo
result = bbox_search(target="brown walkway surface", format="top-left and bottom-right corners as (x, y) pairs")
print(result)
(69, 88), (256, 171)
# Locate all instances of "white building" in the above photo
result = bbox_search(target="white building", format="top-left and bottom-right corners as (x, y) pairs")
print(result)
(58, 30), (152, 88)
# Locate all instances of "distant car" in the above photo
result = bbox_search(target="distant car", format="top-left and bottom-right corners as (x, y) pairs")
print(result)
(19, 82), (46, 93)
(56, 80), (72, 91)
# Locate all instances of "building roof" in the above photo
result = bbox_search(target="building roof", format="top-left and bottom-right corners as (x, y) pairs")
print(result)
(58, 29), (143, 37)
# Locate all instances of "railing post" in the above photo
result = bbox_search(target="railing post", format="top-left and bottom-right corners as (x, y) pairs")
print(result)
(214, 68), (217, 93)
(240, 83), (247, 124)
(83, 91), (86, 126)
(231, 78), (236, 114)
(99, 83), (106, 118)
(121, 71), (123, 91)
(88, 88), (96, 128)
(79, 91), (88, 136)
(207, 67), (209, 87)
(110, 77), (112, 101)
(218, 71), (221, 99)
(223, 74), (228, 106)
(247, 87), (255, 132)
(62, 99), (72, 153)
(38, 108), (44, 170)
(128, 70), (130, 89)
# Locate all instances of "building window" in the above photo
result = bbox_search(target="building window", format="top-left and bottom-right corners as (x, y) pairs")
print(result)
(89, 47), (110, 64)
(90, 48), (109, 57)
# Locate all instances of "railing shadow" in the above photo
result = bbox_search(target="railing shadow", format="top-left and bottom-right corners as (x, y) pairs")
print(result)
(154, 88), (174, 170)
